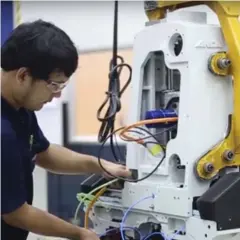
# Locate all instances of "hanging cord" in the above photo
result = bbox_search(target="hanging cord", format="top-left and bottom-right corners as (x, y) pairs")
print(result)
(97, 0), (132, 145)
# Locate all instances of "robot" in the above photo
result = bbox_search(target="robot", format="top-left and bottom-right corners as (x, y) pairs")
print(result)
(76, 1), (240, 239)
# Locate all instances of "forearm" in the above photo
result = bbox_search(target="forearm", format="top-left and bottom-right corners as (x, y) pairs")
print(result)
(36, 144), (102, 174)
(3, 203), (81, 239)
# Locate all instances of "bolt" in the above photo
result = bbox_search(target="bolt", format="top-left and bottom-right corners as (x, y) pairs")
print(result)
(153, 224), (161, 231)
(223, 150), (234, 161)
(149, 204), (155, 210)
(204, 162), (214, 173)
(217, 58), (231, 69)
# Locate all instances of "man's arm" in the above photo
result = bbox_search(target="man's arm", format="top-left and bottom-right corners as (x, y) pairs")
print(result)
(1, 129), (99, 240)
(32, 112), (103, 175)
(33, 113), (131, 177)
(36, 143), (104, 174)
(3, 203), (98, 240)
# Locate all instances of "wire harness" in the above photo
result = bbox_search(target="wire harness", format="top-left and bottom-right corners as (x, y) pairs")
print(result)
(97, 117), (178, 182)
(97, 0), (132, 144)
(74, 179), (185, 240)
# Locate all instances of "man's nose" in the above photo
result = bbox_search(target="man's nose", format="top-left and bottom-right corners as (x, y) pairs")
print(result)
(54, 91), (62, 98)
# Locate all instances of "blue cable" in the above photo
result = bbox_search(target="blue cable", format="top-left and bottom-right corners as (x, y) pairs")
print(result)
(120, 194), (155, 240)
(99, 227), (184, 240)
(143, 225), (185, 240)
(143, 231), (167, 240)
(99, 226), (142, 239)
(99, 192), (185, 240)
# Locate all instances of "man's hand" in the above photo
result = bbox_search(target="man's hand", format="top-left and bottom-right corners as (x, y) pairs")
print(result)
(76, 228), (100, 240)
(100, 160), (132, 179)
(2, 203), (100, 240)
(36, 144), (132, 179)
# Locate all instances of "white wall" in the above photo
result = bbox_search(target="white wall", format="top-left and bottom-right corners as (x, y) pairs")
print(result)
(19, 2), (219, 239)
(21, 1), (148, 51)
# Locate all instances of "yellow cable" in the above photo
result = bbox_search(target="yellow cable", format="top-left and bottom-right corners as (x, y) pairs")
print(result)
(84, 187), (107, 229)
(74, 179), (118, 221)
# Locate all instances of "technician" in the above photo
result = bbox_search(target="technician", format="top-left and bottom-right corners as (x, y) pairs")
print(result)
(1, 19), (131, 240)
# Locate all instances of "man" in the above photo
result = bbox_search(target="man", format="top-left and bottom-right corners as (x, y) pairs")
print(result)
(1, 19), (131, 240)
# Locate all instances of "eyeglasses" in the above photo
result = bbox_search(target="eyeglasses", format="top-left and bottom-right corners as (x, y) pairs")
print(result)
(46, 80), (69, 93)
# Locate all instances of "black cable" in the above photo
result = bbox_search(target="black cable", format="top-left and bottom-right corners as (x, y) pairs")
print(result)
(112, 125), (166, 163)
(97, 0), (132, 145)
(97, 61), (132, 142)
(119, 125), (177, 143)
(112, 131), (127, 163)
(97, 126), (173, 182)
(111, 126), (168, 163)
(96, 0), (175, 183)
(112, 0), (118, 69)
(100, 227), (141, 240)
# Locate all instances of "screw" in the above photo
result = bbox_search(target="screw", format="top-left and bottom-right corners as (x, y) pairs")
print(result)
(217, 58), (231, 69)
(149, 204), (155, 210)
(223, 150), (234, 161)
(204, 162), (214, 173)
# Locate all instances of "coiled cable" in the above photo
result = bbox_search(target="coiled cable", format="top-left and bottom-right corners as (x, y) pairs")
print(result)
(97, 124), (177, 183)
(97, 0), (132, 145)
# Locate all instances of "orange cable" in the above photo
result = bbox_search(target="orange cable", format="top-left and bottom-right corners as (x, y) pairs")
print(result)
(119, 117), (178, 143)
(84, 187), (107, 229)
(84, 118), (177, 228)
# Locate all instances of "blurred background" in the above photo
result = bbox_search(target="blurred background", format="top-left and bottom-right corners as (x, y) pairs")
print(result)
(1, 1), (219, 239)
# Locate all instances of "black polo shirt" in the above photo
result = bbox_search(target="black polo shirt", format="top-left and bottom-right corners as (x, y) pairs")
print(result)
(1, 96), (50, 240)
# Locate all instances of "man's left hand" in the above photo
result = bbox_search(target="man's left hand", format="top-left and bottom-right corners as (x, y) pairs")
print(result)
(100, 160), (132, 179)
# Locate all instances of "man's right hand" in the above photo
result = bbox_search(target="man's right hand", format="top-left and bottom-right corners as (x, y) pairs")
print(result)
(76, 228), (100, 240)
(2, 203), (100, 240)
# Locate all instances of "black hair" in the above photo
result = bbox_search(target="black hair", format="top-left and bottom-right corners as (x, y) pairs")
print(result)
(1, 19), (78, 80)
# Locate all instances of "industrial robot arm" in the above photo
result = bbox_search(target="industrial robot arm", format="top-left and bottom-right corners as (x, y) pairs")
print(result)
(75, 1), (240, 240)
(145, 0), (240, 180)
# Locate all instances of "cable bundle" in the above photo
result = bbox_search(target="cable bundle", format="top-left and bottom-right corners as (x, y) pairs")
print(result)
(97, 117), (178, 183)
(97, 0), (132, 145)
(74, 117), (180, 238)
(74, 178), (185, 240)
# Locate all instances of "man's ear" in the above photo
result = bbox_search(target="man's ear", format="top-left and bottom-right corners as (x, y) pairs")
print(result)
(16, 67), (32, 84)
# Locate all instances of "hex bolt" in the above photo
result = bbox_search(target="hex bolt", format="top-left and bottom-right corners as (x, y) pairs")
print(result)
(217, 58), (231, 69)
(223, 150), (234, 161)
(204, 162), (214, 173)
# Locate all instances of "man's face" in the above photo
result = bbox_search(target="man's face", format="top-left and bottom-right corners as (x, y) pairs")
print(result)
(13, 68), (69, 111)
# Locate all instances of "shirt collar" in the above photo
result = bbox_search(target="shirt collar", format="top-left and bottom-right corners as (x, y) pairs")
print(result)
(1, 95), (22, 118)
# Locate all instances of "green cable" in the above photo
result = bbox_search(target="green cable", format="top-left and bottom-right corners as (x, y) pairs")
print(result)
(77, 193), (98, 202)
(74, 178), (119, 221)
(76, 193), (103, 207)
